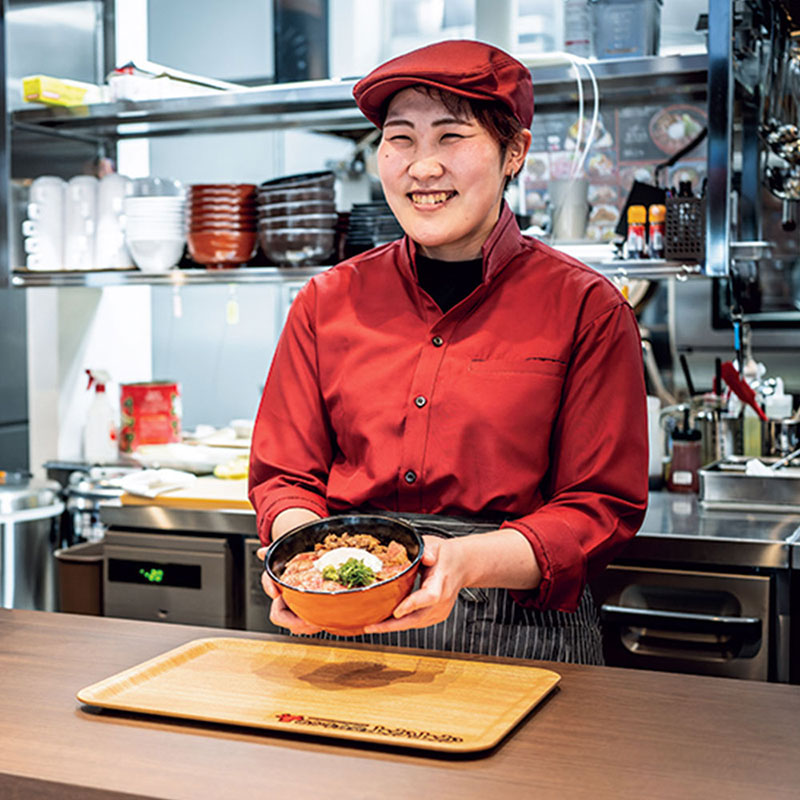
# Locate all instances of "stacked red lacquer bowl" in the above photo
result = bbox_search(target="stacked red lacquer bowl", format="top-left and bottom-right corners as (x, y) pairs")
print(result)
(186, 183), (257, 269)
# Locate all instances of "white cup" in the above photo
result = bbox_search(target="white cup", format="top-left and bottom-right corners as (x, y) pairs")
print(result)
(95, 173), (133, 268)
(27, 177), (65, 269)
(30, 175), (66, 206)
(65, 176), (98, 269)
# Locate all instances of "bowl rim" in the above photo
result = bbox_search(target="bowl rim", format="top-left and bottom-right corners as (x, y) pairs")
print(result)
(258, 170), (335, 189)
(265, 513), (424, 596)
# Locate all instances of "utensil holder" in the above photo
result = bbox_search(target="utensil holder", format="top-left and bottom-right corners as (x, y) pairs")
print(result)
(665, 194), (705, 262)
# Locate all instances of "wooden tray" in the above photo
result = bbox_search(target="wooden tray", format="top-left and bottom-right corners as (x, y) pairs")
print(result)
(77, 637), (560, 753)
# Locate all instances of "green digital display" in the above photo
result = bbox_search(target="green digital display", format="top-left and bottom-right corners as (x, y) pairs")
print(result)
(139, 567), (164, 583)
(108, 558), (201, 588)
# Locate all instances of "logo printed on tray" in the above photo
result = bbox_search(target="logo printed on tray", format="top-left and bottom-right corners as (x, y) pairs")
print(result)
(275, 712), (463, 744)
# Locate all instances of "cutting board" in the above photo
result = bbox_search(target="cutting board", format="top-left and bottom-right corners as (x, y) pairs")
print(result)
(77, 637), (560, 753)
(119, 477), (251, 510)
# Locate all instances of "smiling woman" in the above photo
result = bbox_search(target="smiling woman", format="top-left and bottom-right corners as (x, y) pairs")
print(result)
(377, 87), (531, 260)
(248, 39), (648, 663)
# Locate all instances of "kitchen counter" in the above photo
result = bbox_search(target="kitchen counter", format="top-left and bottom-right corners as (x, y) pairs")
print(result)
(99, 488), (800, 568)
(2, 608), (800, 800)
(625, 490), (800, 568)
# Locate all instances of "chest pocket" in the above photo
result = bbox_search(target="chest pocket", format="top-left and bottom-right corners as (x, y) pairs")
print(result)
(467, 356), (567, 379)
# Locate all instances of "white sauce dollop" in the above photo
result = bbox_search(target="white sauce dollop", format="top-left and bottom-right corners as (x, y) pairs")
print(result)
(314, 547), (383, 575)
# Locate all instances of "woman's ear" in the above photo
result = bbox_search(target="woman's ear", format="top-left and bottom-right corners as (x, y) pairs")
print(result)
(506, 129), (533, 179)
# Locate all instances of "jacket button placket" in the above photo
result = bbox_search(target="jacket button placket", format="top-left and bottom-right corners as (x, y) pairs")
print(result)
(399, 331), (448, 499)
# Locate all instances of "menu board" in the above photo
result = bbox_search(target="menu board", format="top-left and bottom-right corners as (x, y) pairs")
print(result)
(521, 101), (707, 243)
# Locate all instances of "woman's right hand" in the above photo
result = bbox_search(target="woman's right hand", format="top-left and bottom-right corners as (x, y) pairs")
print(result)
(257, 546), (324, 635)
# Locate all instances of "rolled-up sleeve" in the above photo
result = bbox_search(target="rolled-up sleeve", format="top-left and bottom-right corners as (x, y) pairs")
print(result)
(503, 301), (648, 612)
(248, 282), (333, 544)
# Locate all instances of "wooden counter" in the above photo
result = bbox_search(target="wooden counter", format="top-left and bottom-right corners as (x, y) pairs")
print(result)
(1, 609), (798, 800)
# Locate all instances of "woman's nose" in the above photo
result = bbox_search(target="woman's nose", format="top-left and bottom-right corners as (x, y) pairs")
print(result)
(408, 155), (444, 181)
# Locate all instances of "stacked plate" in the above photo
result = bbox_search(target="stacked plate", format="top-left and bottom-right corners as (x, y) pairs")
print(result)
(345, 201), (403, 258)
(186, 183), (257, 269)
(123, 177), (186, 273)
(257, 171), (337, 267)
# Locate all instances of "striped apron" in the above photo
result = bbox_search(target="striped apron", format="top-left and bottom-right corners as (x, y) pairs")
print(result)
(306, 511), (604, 665)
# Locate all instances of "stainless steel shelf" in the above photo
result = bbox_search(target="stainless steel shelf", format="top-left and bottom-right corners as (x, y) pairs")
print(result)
(555, 243), (704, 280)
(594, 260), (704, 279)
(11, 266), (327, 288)
(10, 54), (709, 141)
(10, 259), (703, 288)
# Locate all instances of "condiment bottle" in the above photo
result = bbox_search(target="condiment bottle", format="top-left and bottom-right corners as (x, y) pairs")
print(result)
(667, 408), (702, 493)
(626, 205), (646, 259)
(648, 203), (666, 259)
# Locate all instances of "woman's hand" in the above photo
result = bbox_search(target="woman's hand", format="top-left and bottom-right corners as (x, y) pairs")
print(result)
(362, 535), (466, 634)
(362, 528), (541, 635)
(257, 546), (324, 636)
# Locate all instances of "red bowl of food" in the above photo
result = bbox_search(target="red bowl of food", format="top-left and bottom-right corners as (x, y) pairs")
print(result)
(186, 230), (257, 268)
(265, 514), (423, 635)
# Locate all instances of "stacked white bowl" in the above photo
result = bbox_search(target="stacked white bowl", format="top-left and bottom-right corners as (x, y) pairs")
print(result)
(122, 177), (186, 273)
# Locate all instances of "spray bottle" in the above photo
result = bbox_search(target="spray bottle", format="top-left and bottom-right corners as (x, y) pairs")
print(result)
(84, 369), (118, 464)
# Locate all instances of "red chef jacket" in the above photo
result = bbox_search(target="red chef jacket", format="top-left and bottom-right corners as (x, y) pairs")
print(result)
(249, 203), (648, 612)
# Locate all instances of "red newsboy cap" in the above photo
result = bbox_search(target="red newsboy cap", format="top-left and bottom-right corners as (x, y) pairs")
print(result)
(353, 39), (534, 130)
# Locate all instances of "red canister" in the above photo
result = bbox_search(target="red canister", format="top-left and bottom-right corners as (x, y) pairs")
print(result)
(119, 382), (182, 453)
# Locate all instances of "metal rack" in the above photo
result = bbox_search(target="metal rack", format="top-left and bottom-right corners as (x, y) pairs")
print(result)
(3, 52), (712, 288)
(10, 54), (709, 142)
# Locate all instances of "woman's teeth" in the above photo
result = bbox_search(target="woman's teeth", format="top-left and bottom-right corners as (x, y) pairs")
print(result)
(410, 191), (454, 205)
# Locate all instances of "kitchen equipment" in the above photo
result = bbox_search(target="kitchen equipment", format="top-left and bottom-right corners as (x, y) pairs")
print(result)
(0, 478), (64, 610)
(187, 183), (257, 269)
(64, 468), (126, 542)
(664, 187), (705, 262)
(24, 175), (65, 269)
(590, 490), (796, 681)
(646, 395), (663, 483)
(76, 637), (561, 753)
(721, 361), (769, 421)
(589, 0), (662, 60)
(265, 514), (423, 634)
(54, 540), (104, 614)
(103, 530), (234, 627)
(771, 446), (800, 472)
(258, 227), (335, 266)
(666, 408), (701, 493)
(700, 456), (800, 512)
(95, 172), (133, 268)
(64, 175), (98, 270)
(595, 563), (771, 680)
(549, 178), (589, 241)
(700, 458), (800, 512)
(244, 536), (281, 633)
(123, 190), (186, 273)
(763, 420), (800, 459)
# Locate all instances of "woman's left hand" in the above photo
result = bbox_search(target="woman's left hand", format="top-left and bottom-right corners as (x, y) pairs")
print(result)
(363, 535), (466, 634)
(257, 547), (325, 635)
